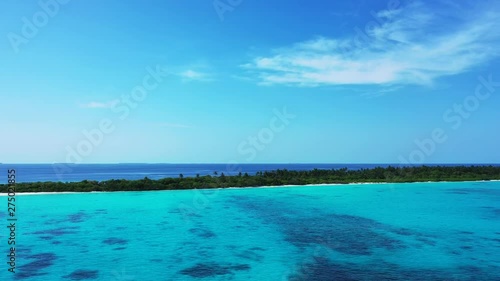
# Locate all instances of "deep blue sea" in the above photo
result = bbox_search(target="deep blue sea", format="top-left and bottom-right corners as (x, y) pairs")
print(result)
(1, 163), (498, 184)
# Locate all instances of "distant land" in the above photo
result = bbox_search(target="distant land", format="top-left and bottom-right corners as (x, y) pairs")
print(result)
(2, 165), (500, 193)
(2, 163), (500, 184)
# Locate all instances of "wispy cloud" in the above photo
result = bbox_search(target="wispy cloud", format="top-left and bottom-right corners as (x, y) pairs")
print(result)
(179, 70), (212, 82)
(361, 85), (405, 98)
(80, 100), (119, 109)
(245, 1), (500, 86)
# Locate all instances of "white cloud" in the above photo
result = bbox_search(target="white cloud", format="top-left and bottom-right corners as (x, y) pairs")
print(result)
(179, 70), (212, 81)
(246, 1), (500, 86)
(80, 100), (119, 109)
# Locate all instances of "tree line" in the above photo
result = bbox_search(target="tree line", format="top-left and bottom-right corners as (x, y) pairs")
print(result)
(1, 165), (499, 193)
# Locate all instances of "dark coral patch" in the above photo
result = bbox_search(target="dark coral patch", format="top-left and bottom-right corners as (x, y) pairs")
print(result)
(234, 249), (263, 262)
(231, 196), (406, 256)
(189, 228), (216, 238)
(102, 238), (128, 245)
(179, 263), (250, 278)
(448, 188), (500, 196)
(289, 256), (500, 281)
(283, 215), (405, 255)
(15, 272), (48, 280)
(38, 236), (54, 240)
(391, 228), (417, 236)
(416, 237), (437, 246)
(16, 253), (57, 280)
(458, 265), (483, 274)
(12, 247), (32, 260)
(479, 207), (500, 220)
(63, 270), (99, 280)
(289, 257), (360, 281)
(16, 248), (32, 253)
(492, 208), (500, 217)
(19, 258), (54, 271)
(20, 253), (57, 271)
(32, 227), (79, 236)
(446, 190), (469, 195)
(67, 212), (89, 223)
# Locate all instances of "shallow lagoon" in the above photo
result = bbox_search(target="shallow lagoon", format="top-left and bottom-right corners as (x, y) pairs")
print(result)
(2, 181), (500, 280)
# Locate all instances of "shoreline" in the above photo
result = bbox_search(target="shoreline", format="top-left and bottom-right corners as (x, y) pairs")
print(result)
(1, 179), (499, 196)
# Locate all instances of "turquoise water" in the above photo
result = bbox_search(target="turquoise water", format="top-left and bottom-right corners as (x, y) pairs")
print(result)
(2, 181), (499, 280)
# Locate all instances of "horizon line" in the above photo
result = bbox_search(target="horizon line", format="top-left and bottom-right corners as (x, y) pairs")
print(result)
(1, 163), (499, 165)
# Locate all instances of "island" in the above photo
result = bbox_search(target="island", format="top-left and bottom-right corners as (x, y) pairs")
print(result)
(1, 165), (499, 193)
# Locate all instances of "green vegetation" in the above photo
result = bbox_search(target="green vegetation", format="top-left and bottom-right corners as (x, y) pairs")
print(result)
(2, 165), (500, 193)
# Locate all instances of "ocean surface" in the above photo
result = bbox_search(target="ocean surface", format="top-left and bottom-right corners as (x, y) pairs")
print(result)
(1, 181), (499, 280)
(2, 163), (498, 184)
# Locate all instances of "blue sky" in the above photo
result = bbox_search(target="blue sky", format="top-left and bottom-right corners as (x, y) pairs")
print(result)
(0, 0), (499, 164)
